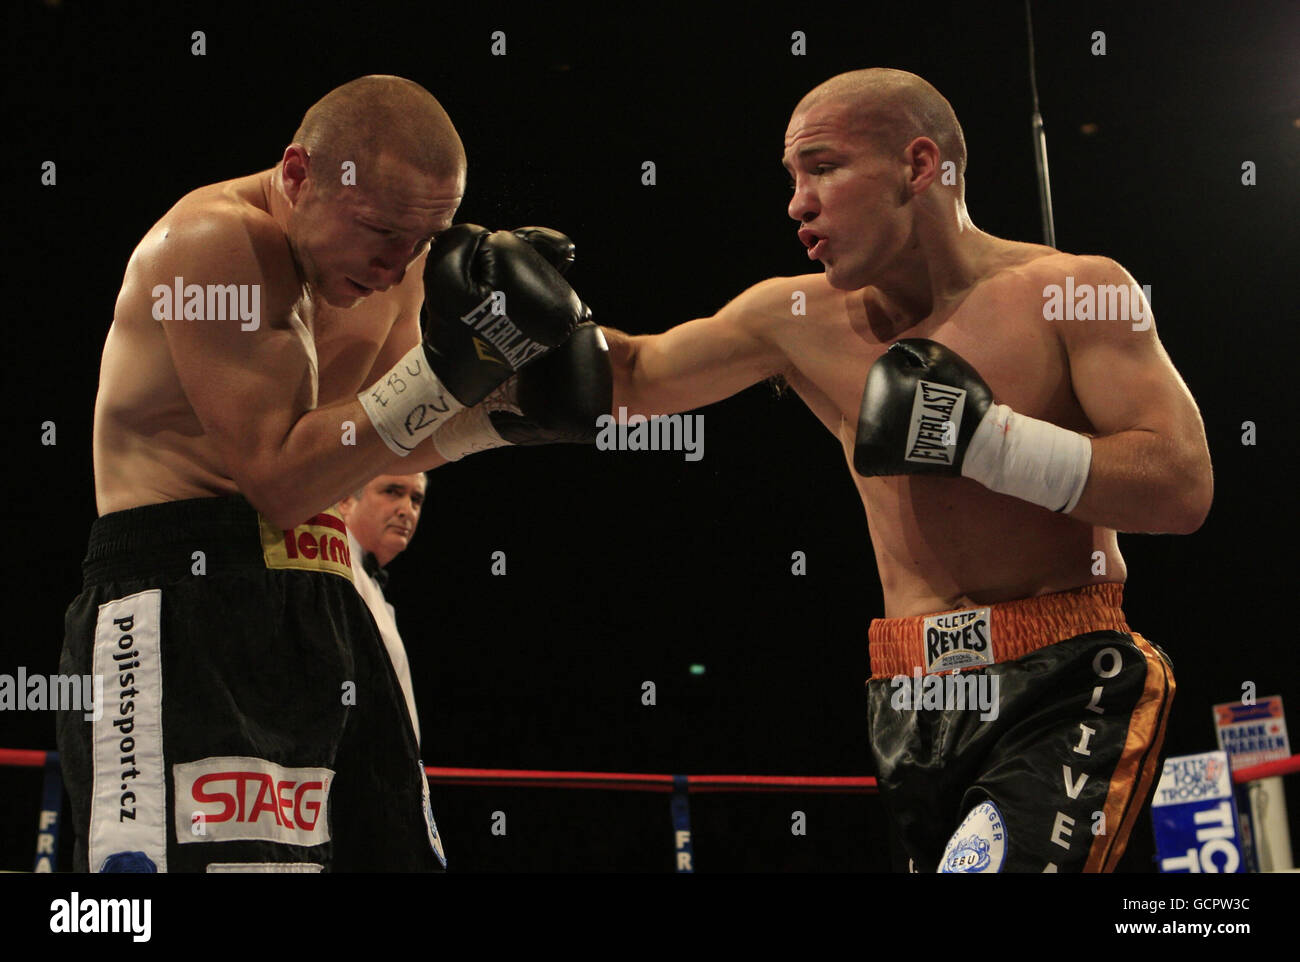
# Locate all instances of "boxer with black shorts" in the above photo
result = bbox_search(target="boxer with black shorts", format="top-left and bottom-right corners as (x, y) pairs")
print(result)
(866, 586), (1174, 871)
(58, 75), (594, 872)
(599, 68), (1210, 871)
(60, 497), (443, 872)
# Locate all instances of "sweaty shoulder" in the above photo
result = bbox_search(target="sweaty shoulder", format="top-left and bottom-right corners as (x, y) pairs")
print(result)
(722, 273), (839, 335)
(997, 249), (1135, 297)
(123, 180), (301, 324)
(999, 250), (1149, 329)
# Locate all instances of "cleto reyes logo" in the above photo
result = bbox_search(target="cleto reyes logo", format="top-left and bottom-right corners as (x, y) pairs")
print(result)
(174, 756), (333, 847)
(923, 607), (994, 672)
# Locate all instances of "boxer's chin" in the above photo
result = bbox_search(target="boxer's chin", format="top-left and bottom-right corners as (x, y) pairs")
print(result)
(824, 261), (861, 291)
(318, 280), (363, 309)
(825, 252), (878, 292)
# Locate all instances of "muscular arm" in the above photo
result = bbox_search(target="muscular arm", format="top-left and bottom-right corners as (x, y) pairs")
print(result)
(1055, 257), (1213, 533)
(156, 211), (442, 528)
(603, 276), (795, 417)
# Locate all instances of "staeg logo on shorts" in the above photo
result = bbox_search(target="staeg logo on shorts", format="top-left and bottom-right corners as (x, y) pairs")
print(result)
(176, 756), (333, 846)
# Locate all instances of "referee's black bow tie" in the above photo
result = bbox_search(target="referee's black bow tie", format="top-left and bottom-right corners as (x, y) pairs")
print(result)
(361, 551), (388, 589)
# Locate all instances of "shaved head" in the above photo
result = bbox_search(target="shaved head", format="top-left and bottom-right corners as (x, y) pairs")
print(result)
(797, 68), (967, 187)
(292, 75), (466, 194)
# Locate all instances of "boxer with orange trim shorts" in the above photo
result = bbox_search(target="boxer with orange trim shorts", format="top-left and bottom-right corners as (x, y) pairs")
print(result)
(866, 585), (1173, 872)
(599, 69), (1210, 871)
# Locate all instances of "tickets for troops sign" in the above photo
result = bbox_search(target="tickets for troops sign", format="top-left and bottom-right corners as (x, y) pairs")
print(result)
(1151, 751), (1245, 873)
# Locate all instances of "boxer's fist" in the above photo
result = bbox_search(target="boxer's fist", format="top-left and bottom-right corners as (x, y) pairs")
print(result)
(511, 226), (576, 275)
(431, 323), (614, 460)
(422, 224), (590, 407)
(491, 322), (612, 445)
(853, 338), (993, 477)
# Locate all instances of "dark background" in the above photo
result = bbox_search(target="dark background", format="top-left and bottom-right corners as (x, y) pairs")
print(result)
(2, 0), (1296, 875)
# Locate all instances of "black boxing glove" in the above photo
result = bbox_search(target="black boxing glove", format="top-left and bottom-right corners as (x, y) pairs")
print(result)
(432, 323), (613, 459)
(511, 226), (576, 275)
(359, 225), (590, 455)
(853, 338), (993, 477)
(854, 338), (1092, 513)
(422, 225), (589, 402)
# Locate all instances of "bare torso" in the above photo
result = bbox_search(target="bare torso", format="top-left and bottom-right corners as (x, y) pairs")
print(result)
(93, 170), (418, 516)
(776, 243), (1124, 617)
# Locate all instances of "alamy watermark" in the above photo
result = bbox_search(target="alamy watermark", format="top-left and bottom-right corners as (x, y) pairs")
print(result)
(596, 408), (704, 461)
(50, 892), (151, 942)
(889, 668), (1000, 721)
(1042, 277), (1152, 331)
(0, 668), (102, 720)
(152, 276), (261, 330)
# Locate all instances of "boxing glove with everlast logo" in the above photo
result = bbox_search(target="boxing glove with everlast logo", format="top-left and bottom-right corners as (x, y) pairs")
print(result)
(854, 338), (992, 477)
(854, 338), (1091, 513)
(359, 224), (589, 456)
(432, 322), (613, 460)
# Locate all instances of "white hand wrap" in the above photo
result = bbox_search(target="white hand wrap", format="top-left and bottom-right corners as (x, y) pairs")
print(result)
(430, 382), (516, 462)
(960, 403), (1092, 513)
(359, 344), (465, 456)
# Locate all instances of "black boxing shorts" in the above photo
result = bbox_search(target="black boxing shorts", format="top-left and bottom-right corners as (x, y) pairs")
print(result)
(56, 495), (446, 873)
(865, 584), (1174, 873)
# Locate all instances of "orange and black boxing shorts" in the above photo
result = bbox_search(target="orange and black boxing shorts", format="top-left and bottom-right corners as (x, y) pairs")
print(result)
(56, 495), (445, 873)
(865, 584), (1174, 873)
